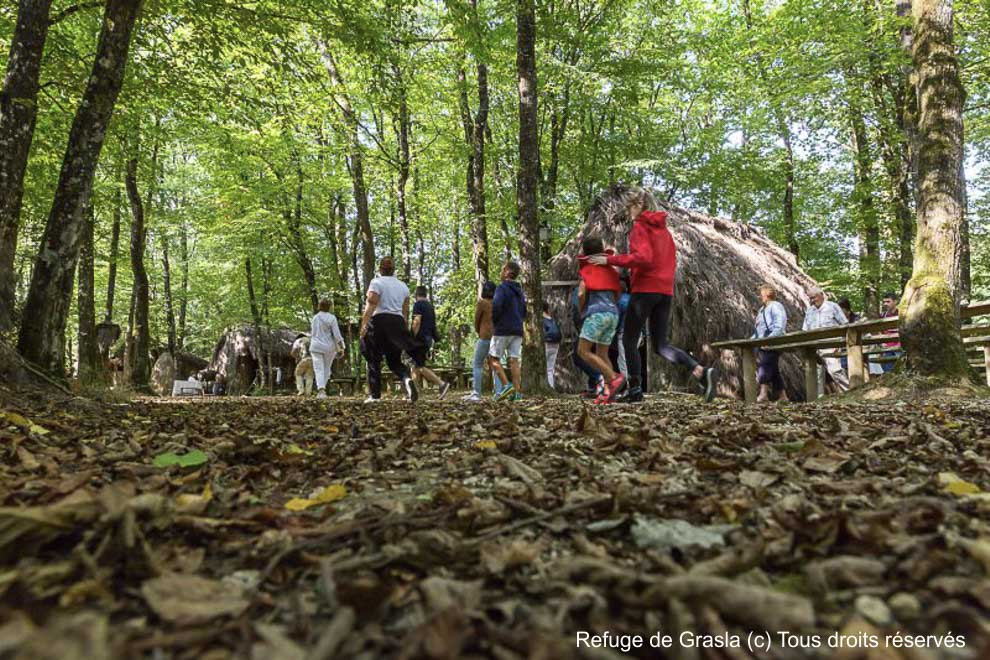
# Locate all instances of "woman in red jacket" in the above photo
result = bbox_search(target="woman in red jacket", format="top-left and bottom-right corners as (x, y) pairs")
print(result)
(588, 188), (718, 403)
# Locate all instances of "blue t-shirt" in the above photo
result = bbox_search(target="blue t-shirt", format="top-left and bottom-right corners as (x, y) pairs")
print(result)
(583, 290), (618, 319)
(413, 299), (437, 341)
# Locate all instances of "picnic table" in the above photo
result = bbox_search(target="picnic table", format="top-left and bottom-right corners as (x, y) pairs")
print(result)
(712, 300), (990, 402)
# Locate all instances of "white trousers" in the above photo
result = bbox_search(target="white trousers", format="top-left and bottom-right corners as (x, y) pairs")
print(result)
(545, 344), (559, 389)
(617, 332), (627, 377)
(312, 351), (336, 391)
(817, 355), (849, 397)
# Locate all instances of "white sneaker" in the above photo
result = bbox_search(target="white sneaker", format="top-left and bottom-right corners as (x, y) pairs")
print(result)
(403, 377), (418, 402)
(463, 392), (482, 402)
(317, 391), (327, 399)
(363, 396), (381, 403)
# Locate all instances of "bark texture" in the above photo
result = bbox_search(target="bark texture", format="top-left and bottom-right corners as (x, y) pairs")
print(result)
(0, 0), (54, 333)
(516, 0), (545, 391)
(899, 0), (970, 378)
(124, 157), (151, 390)
(16, 0), (142, 373)
(76, 202), (100, 382)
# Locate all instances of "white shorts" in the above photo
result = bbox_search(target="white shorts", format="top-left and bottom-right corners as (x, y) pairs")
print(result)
(489, 335), (523, 360)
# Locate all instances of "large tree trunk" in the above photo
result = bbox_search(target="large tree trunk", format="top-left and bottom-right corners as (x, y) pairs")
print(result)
(76, 201), (100, 382)
(516, 0), (545, 392)
(899, 0), (969, 379)
(16, 0), (142, 373)
(124, 157), (151, 389)
(0, 0), (54, 333)
(849, 95), (881, 317)
(105, 184), (122, 320)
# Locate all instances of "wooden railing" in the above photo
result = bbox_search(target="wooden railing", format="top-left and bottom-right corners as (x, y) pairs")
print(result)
(712, 301), (990, 402)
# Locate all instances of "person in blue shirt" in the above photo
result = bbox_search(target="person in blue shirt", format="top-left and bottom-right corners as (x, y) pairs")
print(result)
(489, 261), (527, 401)
(752, 283), (788, 402)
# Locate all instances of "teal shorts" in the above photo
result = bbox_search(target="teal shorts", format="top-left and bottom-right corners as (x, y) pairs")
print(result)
(580, 312), (619, 345)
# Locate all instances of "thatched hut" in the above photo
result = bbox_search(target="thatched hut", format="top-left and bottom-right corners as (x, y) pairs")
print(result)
(209, 326), (302, 394)
(150, 351), (209, 396)
(545, 185), (820, 399)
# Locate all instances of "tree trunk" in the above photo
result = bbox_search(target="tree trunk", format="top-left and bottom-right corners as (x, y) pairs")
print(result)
(16, 0), (143, 373)
(0, 0), (54, 333)
(105, 184), (121, 320)
(124, 157), (151, 390)
(898, 0), (918, 289)
(899, 0), (969, 378)
(395, 65), (413, 282)
(286, 157), (319, 312)
(178, 220), (188, 347)
(849, 95), (881, 317)
(162, 238), (176, 354)
(316, 42), (375, 290)
(244, 256), (267, 389)
(459, 60), (491, 291)
(516, 0), (545, 392)
(76, 201), (100, 382)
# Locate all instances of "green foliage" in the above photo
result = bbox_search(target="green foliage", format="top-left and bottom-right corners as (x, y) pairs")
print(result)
(2, 0), (989, 369)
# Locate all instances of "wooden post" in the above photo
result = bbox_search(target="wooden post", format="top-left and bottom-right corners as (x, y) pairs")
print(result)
(846, 328), (865, 389)
(984, 345), (990, 387)
(802, 347), (819, 401)
(741, 349), (757, 403)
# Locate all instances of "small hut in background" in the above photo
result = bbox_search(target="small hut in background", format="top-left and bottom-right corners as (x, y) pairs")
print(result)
(209, 326), (300, 394)
(545, 185), (820, 399)
(151, 351), (209, 396)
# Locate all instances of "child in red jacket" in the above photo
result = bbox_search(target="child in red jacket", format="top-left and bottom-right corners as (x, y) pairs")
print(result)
(576, 236), (626, 403)
(588, 188), (718, 403)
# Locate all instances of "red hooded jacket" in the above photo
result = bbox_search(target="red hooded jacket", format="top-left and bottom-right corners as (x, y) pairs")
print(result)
(577, 249), (621, 293)
(606, 210), (676, 295)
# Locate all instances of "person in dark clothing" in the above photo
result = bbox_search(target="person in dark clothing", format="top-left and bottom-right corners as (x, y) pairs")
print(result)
(588, 187), (718, 403)
(489, 261), (527, 401)
(411, 286), (450, 398)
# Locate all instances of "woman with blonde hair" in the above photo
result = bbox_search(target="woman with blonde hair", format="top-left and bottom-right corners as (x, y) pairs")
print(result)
(752, 283), (788, 402)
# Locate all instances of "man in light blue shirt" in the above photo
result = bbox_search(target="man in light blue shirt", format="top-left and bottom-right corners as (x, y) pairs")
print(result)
(802, 287), (849, 396)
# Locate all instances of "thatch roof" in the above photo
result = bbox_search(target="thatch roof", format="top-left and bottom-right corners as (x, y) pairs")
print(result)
(545, 184), (820, 399)
(208, 326), (302, 394)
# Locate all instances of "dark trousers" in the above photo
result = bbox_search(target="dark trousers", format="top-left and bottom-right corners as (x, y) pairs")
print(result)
(623, 293), (698, 389)
(360, 314), (425, 398)
(757, 349), (785, 396)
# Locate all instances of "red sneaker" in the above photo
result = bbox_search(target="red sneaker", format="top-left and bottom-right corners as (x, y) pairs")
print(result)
(606, 374), (626, 402)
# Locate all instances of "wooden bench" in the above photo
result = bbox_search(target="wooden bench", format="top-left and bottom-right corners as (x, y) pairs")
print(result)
(713, 300), (990, 402)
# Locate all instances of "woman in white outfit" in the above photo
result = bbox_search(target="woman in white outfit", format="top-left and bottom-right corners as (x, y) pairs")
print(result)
(310, 299), (346, 398)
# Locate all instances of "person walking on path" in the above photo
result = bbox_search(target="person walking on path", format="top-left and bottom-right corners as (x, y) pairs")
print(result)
(489, 261), (527, 401)
(359, 257), (427, 403)
(542, 302), (562, 390)
(576, 236), (626, 403)
(752, 284), (788, 402)
(588, 188), (718, 403)
(463, 281), (505, 401)
(802, 287), (849, 395)
(411, 286), (451, 398)
(310, 299), (346, 399)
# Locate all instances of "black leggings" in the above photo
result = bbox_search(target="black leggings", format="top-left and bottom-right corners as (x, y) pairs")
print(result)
(623, 293), (698, 389)
(360, 314), (426, 398)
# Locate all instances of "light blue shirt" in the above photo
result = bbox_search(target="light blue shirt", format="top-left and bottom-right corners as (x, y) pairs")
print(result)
(753, 300), (787, 338)
(802, 300), (848, 331)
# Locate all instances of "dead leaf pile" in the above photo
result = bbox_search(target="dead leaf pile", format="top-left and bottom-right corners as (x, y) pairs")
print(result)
(0, 388), (989, 658)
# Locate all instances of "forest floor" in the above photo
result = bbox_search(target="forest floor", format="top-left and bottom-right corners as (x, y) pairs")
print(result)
(1, 385), (989, 659)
